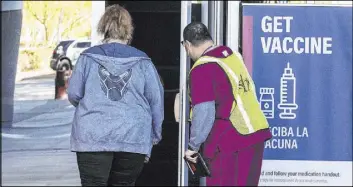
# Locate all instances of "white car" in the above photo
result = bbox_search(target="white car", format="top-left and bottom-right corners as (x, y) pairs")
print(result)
(50, 39), (91, 70)
(65, 39), (91, 67)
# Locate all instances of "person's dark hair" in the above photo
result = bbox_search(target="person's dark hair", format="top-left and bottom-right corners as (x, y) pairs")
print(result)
(183, 22), (213, 46)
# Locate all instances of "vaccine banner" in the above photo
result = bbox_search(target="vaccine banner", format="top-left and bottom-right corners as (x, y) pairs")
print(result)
(242, 4), (352, 186)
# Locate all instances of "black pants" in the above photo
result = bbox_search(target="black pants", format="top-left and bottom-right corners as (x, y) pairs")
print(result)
(76, 152), (145, 186)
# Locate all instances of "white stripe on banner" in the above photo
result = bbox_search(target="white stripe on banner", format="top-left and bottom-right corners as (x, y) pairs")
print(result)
(200, 57), (255, 133)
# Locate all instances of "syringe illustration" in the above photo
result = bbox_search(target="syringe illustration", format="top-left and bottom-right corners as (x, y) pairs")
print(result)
(278, 62), (298, 119)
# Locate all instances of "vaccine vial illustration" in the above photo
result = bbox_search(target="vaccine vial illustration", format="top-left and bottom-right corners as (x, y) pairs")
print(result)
(278, 62), (298, 119)
(260, 88), (275, 119)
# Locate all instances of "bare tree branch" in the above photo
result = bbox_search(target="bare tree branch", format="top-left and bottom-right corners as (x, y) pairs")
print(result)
(60, 16), (85, 38)
(23, 1), (92, 45)
(26, 3), (45, 25)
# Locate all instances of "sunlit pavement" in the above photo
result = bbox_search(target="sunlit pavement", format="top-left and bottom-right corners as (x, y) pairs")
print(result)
(1, 73), (81, 186)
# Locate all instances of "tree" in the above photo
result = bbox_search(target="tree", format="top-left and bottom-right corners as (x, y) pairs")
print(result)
(23, 1), (92, 46)
(60, 4), (91, 40)
(24, 1), (60, 44)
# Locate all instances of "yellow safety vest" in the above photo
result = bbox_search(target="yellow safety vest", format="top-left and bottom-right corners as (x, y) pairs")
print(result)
(188, 52), (269, 135)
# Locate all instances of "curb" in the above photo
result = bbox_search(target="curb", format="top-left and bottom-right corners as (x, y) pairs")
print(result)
(16, 69), (55, 82)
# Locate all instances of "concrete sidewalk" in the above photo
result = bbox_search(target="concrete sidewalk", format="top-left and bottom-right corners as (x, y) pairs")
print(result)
(12, 99), (75, 128)
(2, 150), (80, 186)
(2, 73), (80, 186)
(12, 73), (75, 128)
(15, 68), (55, 83)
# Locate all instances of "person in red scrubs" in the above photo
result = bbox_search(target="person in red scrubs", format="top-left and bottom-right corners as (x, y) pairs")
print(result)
(182, 22), (272, 186)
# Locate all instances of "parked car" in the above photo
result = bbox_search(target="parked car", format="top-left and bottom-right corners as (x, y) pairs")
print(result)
(65, 40), (91, 67)
(50, 39), (91, 70)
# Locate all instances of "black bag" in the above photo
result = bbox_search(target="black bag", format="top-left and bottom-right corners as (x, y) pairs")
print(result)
(184, 153), (211, 177)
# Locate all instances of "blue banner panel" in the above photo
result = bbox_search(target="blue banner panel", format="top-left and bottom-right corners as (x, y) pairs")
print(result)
(242, 4), (352, 185)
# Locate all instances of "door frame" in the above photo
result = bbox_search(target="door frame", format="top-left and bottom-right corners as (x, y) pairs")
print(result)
(178, 1), (192, 186)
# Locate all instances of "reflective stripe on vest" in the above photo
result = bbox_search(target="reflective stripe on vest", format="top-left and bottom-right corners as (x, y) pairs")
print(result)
(188, 52), (269, 135)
